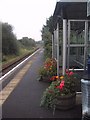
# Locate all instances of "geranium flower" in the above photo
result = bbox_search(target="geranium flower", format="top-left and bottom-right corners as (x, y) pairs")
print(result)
(50, 76), (56, 81)
(60, 76), (64, 80)
(65, 69), (74, 76)
(61, 80), (64, 85)
(69, 71), (74, 76)
(66, 69), (69, 75)
(60, 84), (64, 90)
(40, 68), (78, 108)
(56, 80), (65, 90)
(55, 76), (59, 79)
(50, 76), (59, 81)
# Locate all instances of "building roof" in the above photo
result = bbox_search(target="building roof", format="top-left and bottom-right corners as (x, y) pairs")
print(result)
(53, 2), (90, 31)
(53, 2), (88, 20)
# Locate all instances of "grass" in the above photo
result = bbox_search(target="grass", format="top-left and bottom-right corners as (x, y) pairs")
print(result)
(2, 47), (37, 66)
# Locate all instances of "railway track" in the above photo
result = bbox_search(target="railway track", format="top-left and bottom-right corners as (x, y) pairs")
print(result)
(1, 48), (39, 76)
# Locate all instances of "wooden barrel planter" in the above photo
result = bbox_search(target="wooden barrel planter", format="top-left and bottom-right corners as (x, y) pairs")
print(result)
(55, 93), (76, 110)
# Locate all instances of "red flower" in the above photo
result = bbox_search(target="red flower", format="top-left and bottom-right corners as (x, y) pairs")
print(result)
(65, 69), (74, 76)
(69, 71), (74, 76)
(60, 84), (64, 90)
(50, 76), (56, 81)
(56, 80), (65, 90)
(66, 69), (69, 75)
(61, 80), (64, 85)
(50, 76), (59, 81)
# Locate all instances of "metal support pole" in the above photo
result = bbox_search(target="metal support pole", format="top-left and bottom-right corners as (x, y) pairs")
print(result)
(55, 29), (57, 60)
(84, 21), (88, 71)
(52, 34), (54, 59)
(67, 20), (70, 70)
(89, 27), (90, 42)
(63, 19), (67, 75)
(0, 22), (2, 78)
(0, 22), (2, 119)
(56, 23), (59, 77)
(76, 32), (79, 61)
(54, 30), (56, 59)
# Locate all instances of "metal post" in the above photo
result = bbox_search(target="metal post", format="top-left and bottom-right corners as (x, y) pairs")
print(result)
(63, 19), (67, 75)
(76, 32), (79, 61)
(89, 27), (90, 42)
(88, 27), (90, 42)
(54, 30), (56, 59)
(84, 21), (88, 71)
(0, 22), (2, 78)
(54, 29), (57, 60)
(87, 55), (90, 75)
(0, 22), (2, 120)
(56, 23), (59, 77)
(52, 34), (54, 59)
(67, 20), (70, 70)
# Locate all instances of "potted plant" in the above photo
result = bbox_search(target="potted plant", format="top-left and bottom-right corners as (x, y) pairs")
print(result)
(38, 58), (57, 82)
(40, 70), (78, 110)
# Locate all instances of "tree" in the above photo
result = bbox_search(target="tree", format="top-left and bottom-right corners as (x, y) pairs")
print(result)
(2, 22), (19, 55)
(46, 16), (53, 34)
(41, 16), (53, 58)
(19, 37), (36, 49)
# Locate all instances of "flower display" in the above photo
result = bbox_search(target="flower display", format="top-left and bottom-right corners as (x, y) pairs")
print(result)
(39, 58), (57, 81)
(40, 70), (78, 108)
(50, 76), (59, 81)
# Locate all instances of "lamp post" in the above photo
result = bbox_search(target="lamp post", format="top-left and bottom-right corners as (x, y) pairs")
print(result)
(81, 56), (90, 120)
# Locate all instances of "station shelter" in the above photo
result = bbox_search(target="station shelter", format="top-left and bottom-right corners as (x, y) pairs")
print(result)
(52, 0), (90, 76)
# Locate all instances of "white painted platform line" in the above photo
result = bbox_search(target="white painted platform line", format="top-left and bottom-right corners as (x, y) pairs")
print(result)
(0, 48), (41, 82)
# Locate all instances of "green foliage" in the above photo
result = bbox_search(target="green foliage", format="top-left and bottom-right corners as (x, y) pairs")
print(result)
(40, 70), (78, 108)
(40, 81), (60, 108)
(44, 44), (52, 58)
(39, 58), (57, 79)
(2, 22), (38, 65)
(39, 66), (48, 77)
(2, 55), (7, 62)
(2, 22), (36, 55)
(41, 16), (53, 58)
(2, 22), (19, 55)
(19, 37), (36, 49)
(46, 16), (53, 33)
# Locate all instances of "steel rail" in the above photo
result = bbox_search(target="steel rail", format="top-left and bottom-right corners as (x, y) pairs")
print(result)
(0, 48), (41, 82)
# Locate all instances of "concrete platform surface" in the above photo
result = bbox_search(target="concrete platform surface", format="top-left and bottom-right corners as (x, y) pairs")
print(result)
(2, 49), (82, 119)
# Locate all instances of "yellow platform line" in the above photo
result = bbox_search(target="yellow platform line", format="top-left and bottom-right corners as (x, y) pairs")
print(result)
(0, 60), (33, 106)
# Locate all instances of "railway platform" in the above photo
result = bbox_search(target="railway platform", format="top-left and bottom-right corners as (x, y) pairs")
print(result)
(1, 49), (82, 119)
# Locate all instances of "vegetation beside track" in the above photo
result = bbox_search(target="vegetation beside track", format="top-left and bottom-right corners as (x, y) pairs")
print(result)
(2, 47), (39, 69)
(2, 22), (41, 68)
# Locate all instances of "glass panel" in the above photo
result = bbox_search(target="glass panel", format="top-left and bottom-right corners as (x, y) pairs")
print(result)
(67, 21), (85, 69)
(87, 0), (90, 17)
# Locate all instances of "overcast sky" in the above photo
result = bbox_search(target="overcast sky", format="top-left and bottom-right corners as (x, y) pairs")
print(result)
(0, 0), (57, 41)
